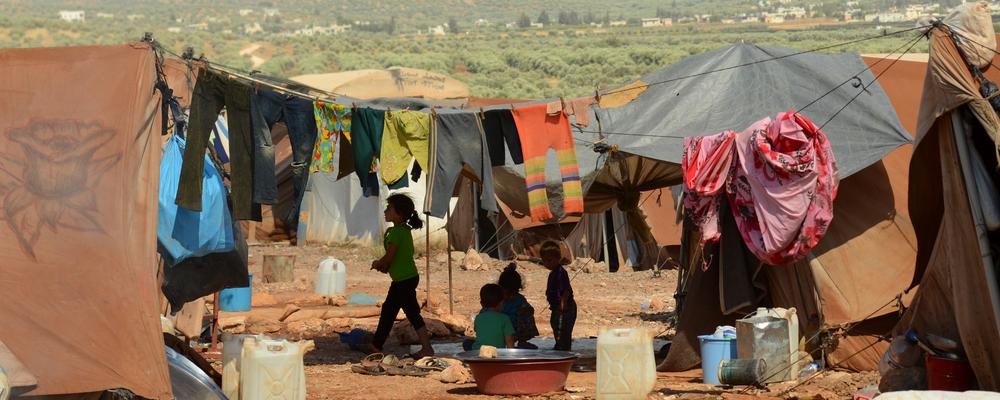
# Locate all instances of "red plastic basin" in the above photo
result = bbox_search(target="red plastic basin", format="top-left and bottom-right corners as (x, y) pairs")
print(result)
(926, 355), (975, 391)
(466, 358), (576, 395)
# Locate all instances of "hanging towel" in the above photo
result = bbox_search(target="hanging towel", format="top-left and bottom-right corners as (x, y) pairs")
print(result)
(682, 130), (738, 244)
(546, 96), (598, 127)
(351, 108), (385, 197)
(511, 104), (583, 222)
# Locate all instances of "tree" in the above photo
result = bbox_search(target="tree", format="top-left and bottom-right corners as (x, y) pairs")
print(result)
(537, 10), (549, 25)
(568, 11), (580, 25)
(387, 16), (397, 35)
(584, 11), (595, 24)
(657, 7), (666, 18)
(518, 13), (531, 28)
(448, 16), (459, 33)
(603, 11), (611, 25)
(558, 11), (568, 25)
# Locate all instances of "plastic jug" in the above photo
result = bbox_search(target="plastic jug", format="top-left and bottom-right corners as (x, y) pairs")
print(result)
(315, 258), (346, 296)
(240, 337), (314, 400)
(596, 328), (656, 399)
(222, 333), (254, 400)
(753, 307), (799, 379)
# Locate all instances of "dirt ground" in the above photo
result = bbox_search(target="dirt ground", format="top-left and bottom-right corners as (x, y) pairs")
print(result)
(210, 243), (877, 400)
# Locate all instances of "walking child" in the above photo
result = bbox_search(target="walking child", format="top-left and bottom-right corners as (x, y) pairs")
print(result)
(541, 240), (576, 351)
(367, 194), (434, 357)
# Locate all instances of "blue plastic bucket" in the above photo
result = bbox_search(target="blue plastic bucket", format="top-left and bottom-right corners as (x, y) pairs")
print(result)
(219, 273), (252, 312)
(698, 335), (737, 385)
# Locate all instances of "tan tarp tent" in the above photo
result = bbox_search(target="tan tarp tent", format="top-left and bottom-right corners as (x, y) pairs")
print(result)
(0, 44), (170, 398)
(894, 28), (1000, 390)
(660, 52), (925, 373)
(292, 66), (470, 100)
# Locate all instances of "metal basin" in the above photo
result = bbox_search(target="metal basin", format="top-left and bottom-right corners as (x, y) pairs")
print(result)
(455, 349), (579, 395)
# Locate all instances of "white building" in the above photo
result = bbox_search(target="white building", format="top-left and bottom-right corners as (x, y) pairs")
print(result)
(430, 25), (446, 35)
(167, 27), (182, 33)
(244, 23), (263, 35)
(239, 9), (254, 17)
(58, 11), (85, 23)
(641, 18), (663, 27)
(530, 22), (544, 28)
(96, 12), (114, 19)
(263, 8), (280, 17)
(609, 20), (627, 27)
(876, 12), (906, 22)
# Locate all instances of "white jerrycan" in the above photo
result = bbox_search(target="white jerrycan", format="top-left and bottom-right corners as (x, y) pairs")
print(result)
(222, 333), (253, 400)
(315, 257), (346, 296)
(241, 337), (314, 400)
(597, 327), (657, 399)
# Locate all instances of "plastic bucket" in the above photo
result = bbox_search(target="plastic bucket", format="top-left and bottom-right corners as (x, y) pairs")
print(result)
(219, 273), (252, 312)
(698, 335), (737, 385)
(926, 355), (975, 391)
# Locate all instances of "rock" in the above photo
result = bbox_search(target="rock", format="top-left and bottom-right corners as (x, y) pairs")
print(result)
(650, 298), (667, 311)
(390, 321), (420, 345)
(285, 318), (327, 339)
(479, 345), (497, 358)
(327, 295), (348, 307)
(279, 304), (301, 322)
(425, 319), (452, 337)
(251, 292), (278, 307)
(247, 319), (283, 334)
(289, 294), (329, 307)
(323, 318), (352, 332)
(219, 316), (246, 333)
(435, 313), (471, 335)
(434, 251), (465, 265)
(462, 249), (484, 271)
(565, 386), (587, 393)
(284, 309), (328, 323)
(439, 364), (472, 384)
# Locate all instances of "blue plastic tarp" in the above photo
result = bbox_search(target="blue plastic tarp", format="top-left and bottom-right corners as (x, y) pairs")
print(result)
(158, 134), (234, 264)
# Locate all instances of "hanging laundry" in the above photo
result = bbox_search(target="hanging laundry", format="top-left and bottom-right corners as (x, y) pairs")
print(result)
(381, 110), (430, 186)
(178, 69), (259, 221)
(511, 103), (584, 222)
(310, 101), (351, 173)
(425, 111), (498, 217)
(483, 109), (525, 166)
(546, 96), (598, 127)
(351, 108), (385, 197)
(250, 87), (319, 227)
(682, 112), (838, 266)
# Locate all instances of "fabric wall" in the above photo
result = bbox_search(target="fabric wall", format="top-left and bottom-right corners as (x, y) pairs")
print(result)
(0, 44), (171, 399)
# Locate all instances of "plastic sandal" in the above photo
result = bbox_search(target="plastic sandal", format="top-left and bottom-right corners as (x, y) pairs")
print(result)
(361, 353), (384, 368)
(351, 364), (388, 376)
(385, 364), (430, 377)
(414, 357), (450, 371)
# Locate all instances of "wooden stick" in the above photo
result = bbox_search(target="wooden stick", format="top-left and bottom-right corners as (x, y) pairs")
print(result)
(425, 212), (431, 305)
(210, 292), (220, 352)
(447, 207), (454, 315)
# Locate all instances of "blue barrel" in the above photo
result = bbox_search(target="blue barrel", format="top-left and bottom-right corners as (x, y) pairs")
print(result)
(219, 273), (252, 312)
(698, 335), (738, 385)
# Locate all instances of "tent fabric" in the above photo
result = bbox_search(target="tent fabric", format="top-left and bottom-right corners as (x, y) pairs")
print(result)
(583, 44), (911, 179)
(0, 43), (171, 399)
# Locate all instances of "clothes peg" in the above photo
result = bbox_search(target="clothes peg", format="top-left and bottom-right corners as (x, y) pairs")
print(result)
(479, 107), (486, 120)
(595, 88), (602, 103)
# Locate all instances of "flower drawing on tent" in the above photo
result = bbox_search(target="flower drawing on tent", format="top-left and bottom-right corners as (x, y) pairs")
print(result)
(0, 120), (122, 260)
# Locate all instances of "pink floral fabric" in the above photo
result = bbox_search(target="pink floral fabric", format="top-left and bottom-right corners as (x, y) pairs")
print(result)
(682, 112), (839, 266)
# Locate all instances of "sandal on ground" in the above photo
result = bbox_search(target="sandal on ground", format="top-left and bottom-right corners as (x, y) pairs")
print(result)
(385, 364), (430, 377)
(381, 354), (406, 368)
(361, 353), (385, 368)
(414, 357), (451, 371)
(351, 364), (388, 376)
(408, 351), (433, 360)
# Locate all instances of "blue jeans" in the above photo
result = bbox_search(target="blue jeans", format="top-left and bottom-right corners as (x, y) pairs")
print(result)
(250, 88), (317, 227)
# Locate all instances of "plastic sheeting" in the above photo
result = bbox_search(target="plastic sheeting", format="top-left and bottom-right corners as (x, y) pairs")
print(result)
(158, 134), (234, 264)
(0, 43), (171, 399)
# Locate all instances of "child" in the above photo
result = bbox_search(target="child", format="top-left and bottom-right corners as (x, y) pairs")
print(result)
(467, 283), (514, 350)
(498, 263), (539, 349)
(367, 194), (434, 357)
(541, 240), (576, 351)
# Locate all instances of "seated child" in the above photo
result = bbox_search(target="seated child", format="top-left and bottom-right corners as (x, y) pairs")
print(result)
(498, 263), (539, 349)
(464, 283), (514, 351)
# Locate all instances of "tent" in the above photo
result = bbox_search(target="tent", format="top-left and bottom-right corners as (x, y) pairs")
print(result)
(560, 42), (918, 372)
(0, 43), (170, 399)
(892, 28), (1000, 390)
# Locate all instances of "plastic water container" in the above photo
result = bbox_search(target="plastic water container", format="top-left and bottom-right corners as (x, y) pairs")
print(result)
(241, 337), (314, 400)
(596, 328), (656, 399)
(698, 335), (737, 385)
(315, 258), (346, 296)
(0, 366), (9, 400)
(222, 333), (253, 400)
(220, 273), (252, 312)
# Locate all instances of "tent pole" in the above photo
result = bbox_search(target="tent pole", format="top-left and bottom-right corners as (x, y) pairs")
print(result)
(425, 212), (430, 305)
(472, 184), (480, 251)
(210, 291), (220, 352)
(447, 207), (454, 315)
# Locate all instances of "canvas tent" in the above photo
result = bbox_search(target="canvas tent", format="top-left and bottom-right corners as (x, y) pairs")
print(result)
(893, 28), (1000, 390)
(0, 44), (170, 399)
(558, 43), (917, 372)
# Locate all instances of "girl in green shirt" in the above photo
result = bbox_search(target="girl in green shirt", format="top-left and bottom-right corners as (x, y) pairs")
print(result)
(367, 194), (434, 357)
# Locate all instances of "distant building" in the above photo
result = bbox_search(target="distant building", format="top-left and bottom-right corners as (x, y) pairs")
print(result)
(530, 22), (544, 28)
(430, 25), (446, 35)
(609, 20), (627, 27)
(505, 22), (517, 29)
(244, 23), (263, 34)
(58, 10), (85, 23)
(722, 18), (736, 24)
(263, 8), (280, 17)
(764, 14), (785, 24)
(96, 12), (114, 19)
(641, 18), (663, 27)
(239, 9), (254, 17)
(293, 24), (352, 36)
(475, 18), (489, 27)
(876, 12), (906, 22)
(167, 27), (182, 33)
